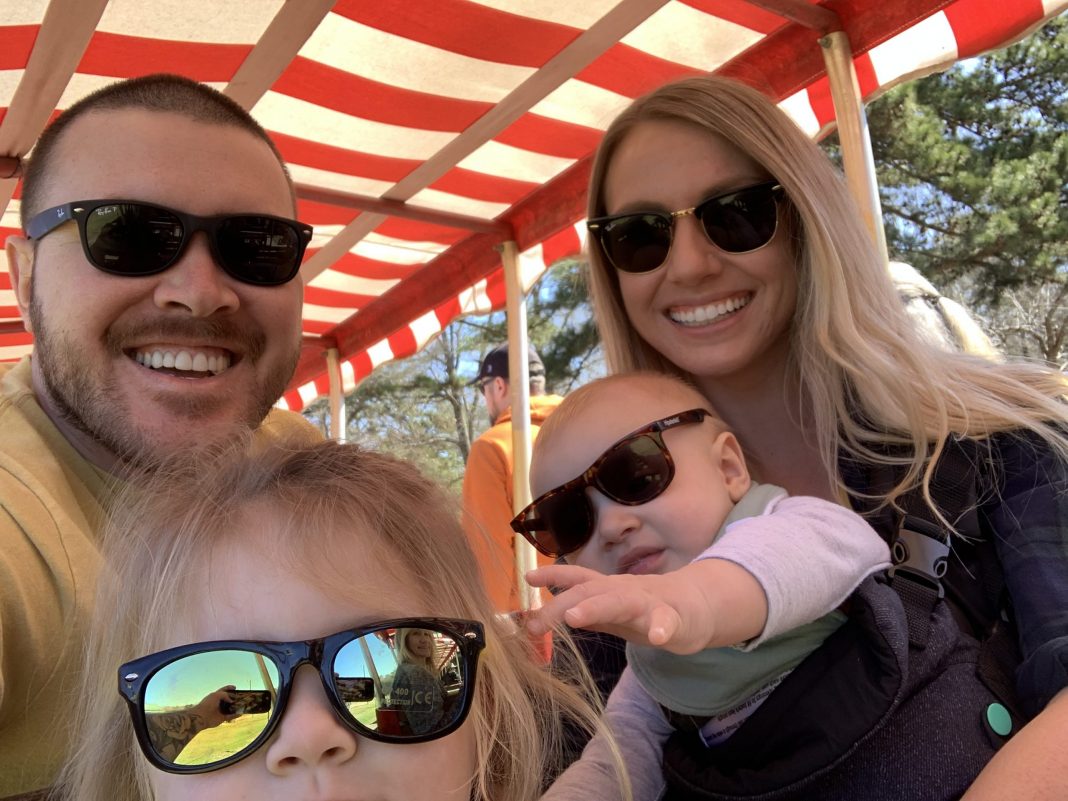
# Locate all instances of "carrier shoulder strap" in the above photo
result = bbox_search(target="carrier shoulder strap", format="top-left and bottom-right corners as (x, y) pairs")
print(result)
(878, 437), (1022, 717)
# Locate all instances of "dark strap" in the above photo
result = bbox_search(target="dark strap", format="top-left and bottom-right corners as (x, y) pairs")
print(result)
(877, 438), (1024, 718)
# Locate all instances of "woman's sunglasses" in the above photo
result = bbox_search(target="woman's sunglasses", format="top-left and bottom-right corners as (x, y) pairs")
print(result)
(587, 180), (784, 274)
(511, 409), (710, 558)
(27, 199), (313, 286)
(119, 617), (484, 774)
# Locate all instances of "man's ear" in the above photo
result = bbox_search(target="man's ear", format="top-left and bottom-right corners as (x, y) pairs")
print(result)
(5, 235), (34, 334)
(492, 376), (510, 401)
(713, 431), (751, 502)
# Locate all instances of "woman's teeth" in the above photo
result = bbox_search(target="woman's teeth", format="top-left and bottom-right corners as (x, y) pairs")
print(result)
(669, 294), (751, 326)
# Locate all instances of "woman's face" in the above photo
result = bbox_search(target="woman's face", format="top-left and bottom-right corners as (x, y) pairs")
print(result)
(602, 120), (798, 388)
(406, 629), (435, 660)
(149, 513), (476, 801)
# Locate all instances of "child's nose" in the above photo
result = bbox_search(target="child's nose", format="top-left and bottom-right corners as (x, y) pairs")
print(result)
(264, 666), (358, 774)
(587, 489), (641, 548)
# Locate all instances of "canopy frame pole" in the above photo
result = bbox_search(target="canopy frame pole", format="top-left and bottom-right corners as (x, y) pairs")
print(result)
(500, 240), (539, 612)
(819, 30), (889, 262)
(326, 347), (347, 442)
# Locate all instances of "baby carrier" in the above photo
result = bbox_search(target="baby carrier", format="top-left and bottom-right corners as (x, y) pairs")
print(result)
(661, 437), (1025, 801)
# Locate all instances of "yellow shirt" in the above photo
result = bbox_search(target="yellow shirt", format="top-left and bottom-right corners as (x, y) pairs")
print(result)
(0, 357), (319, 796)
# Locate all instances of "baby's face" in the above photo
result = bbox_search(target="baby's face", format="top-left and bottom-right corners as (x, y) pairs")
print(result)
(531, 385), (749, 576)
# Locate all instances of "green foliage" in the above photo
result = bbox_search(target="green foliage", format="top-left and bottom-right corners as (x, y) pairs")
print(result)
(865, 16), (1067, 301)
(303, 259), (604, 494)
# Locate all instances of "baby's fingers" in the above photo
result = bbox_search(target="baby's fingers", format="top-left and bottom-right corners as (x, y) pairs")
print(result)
(562, 591), (652, 633)
(524, 584), (593, 636)
(525, 564), (601, 589)
(646, 604), (683, 647)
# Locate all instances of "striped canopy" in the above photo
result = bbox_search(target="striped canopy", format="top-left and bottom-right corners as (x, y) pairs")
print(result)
(1, 0), (1064, 411)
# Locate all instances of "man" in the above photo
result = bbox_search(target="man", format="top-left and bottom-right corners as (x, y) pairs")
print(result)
(461, 344), (563, 612)
(0, 74), (315, 797)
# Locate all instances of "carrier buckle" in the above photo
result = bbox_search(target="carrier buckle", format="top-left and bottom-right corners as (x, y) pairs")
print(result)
(888, 520), (949, 599)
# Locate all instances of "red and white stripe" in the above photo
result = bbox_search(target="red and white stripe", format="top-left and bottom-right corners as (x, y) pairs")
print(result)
(0, 0), (1064, 410)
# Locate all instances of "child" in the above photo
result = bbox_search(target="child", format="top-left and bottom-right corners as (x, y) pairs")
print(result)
(57, 438), (625, 801)
(513, 372), (890, 800)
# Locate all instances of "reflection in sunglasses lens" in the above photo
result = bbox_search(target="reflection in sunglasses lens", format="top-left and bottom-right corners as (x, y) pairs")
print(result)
(85, 203), (184, 275)
(537, 489), (594, 556)
(335, 628), (465, 738)
(605, 213), (672, 274)
(600, 437), (669, 502)
(216, 216), (300, 284)
(700, 189), (777, 253)
(143, 650), (280, 767)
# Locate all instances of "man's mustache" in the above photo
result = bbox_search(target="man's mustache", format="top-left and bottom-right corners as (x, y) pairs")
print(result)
(105, 317), (267, 363)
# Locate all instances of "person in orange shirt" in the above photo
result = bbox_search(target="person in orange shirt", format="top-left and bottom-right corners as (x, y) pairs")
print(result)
(462, 344), (562, 613)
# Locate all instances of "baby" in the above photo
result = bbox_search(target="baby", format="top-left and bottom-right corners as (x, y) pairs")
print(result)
(515, 372), (890, 800)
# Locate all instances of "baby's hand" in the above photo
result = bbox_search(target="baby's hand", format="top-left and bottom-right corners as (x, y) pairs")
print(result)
(525, 562), (759, 654)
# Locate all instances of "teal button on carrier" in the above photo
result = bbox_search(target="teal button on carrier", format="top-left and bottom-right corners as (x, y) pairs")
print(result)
(985, 703), (1012, 737)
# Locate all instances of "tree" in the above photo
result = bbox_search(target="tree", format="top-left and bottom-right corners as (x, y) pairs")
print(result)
(864, 16), (1067, 303)
(303, 258), (604, 494)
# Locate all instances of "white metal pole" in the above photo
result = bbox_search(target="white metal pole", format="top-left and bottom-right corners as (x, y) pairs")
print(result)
(499, 240), (539, 612)
(820, 30), (889, 262)
(326, 347), (347, 442)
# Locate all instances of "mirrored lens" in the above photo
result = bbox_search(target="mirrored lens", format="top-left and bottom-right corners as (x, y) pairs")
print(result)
(142, 650), (280, 767)
(597, 435), (672, 504)
(334, 627), (467, 739)
(601, 214), (673, 274)
(531, 488), (595, 556)
(85, 203), (183, 275)
(698, 186), (778, 253)
(216, 216), (302, 285)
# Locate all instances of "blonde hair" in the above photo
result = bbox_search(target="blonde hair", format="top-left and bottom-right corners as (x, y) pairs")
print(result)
(395, 628), (436, 670)
(58, 438), (626, 801)
(889, 261), (1000, 358)
(586, 75), (1068, 516)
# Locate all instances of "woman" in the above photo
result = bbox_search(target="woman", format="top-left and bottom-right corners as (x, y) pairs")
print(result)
(390, 627), (449, 735)
(582, 75), (1067, 799)
(56, 438), (627, 801)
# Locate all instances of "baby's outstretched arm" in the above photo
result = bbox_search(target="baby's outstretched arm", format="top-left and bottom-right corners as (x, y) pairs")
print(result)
(526, 559), (767, 654)
(527, 493), (890, 653)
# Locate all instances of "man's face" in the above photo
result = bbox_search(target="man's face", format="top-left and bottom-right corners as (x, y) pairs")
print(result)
(10, 108), (303, 468)
(480, 377), (509, 425)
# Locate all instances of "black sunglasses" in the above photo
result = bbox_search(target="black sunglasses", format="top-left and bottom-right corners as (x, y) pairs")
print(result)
(27, 199), (313, 286)
(119, 617), (484, 774)
(511, 409), (710, 558)
(587, 180), (784, 274)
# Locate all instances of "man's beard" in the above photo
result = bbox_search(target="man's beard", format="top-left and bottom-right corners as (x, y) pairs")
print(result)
(29, 292), (299, 469)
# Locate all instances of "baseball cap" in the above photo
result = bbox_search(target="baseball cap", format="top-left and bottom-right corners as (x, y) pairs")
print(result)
(468, 344), (545, 386)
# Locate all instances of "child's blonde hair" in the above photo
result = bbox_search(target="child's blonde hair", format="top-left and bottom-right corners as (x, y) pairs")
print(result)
(58, 437), (625, 801)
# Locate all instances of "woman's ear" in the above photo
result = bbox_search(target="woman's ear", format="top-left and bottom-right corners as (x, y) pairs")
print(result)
(6, 235), (34, 334)
(713, 431), (751, 502)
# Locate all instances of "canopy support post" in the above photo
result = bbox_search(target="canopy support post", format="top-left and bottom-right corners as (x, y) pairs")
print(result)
(500, 240), (539, 613)
(820, 30), (889, 262)
(326, 347), (347, 442)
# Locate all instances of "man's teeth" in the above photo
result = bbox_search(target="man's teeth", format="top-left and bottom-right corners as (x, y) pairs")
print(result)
(670, 294), (751, 326)
(133, 349), (231, 375)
